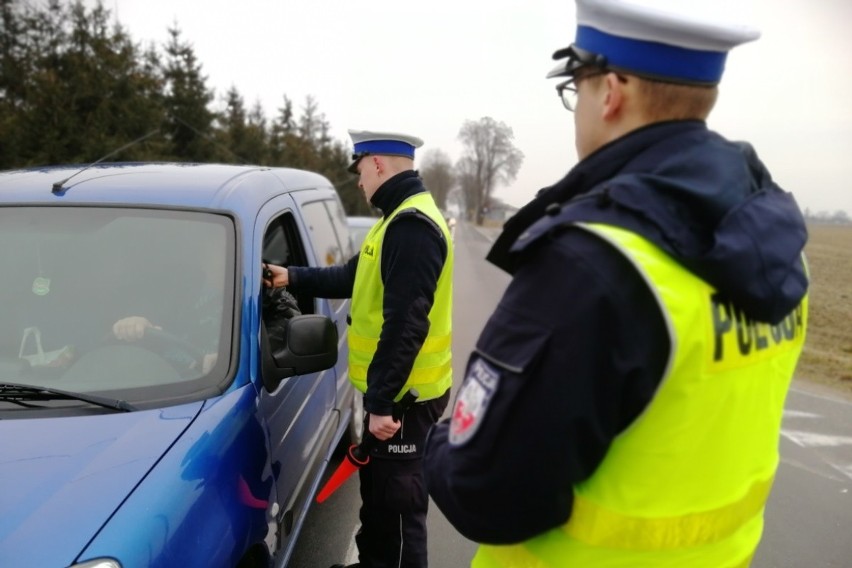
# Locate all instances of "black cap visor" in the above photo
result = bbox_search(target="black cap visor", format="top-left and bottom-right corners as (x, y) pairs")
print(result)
(546, 45), (609, 78)
(348, 152), (368, 174)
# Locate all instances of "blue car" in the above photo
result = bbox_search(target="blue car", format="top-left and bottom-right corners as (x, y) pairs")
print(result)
(0, 163), (362, 568)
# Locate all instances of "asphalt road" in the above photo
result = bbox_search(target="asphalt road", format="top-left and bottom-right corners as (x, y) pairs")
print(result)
(755, 385), (852, 567)
(289, 220), (852, 568)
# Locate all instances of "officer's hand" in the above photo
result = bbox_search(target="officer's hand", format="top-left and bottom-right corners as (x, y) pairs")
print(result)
(262, 263), (289, 288)
(369, 413), (401, 441)
(113, 316), (161, 341)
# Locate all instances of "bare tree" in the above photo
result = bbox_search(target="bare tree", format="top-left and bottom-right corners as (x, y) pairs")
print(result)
(457, 117), (523, 225)
(455, 156), (478, 222)
(419, 148), (455, 211)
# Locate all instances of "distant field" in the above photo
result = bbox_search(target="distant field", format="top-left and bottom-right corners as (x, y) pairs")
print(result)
(797, 224), (852, 396)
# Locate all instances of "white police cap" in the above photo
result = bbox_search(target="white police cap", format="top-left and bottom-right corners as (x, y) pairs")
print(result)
(348, 130), (424, 173)
(548, 0), (761, 85)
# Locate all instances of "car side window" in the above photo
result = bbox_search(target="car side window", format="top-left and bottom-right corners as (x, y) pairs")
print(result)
(299, 200), (351, 312)
(263, 211), (313, 315)
(323, 198), (355, 260)
(300, 200), (345, 267)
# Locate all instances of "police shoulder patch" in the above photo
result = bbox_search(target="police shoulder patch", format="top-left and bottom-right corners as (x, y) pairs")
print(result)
(449, 357), (500, 446)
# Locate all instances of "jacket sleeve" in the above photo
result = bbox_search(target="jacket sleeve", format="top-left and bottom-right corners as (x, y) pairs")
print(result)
(287, 254), (359, 298)
(364, 213), (447, 416)
(423, 228), (669, 544)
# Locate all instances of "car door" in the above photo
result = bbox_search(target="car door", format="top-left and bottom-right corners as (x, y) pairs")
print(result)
(290, 193), (353, 409)
(254, 195), (338, 553)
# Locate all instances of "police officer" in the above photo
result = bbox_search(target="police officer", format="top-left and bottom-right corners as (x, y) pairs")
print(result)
(264, 130), (453, 568)
(423, 1), (809, 566)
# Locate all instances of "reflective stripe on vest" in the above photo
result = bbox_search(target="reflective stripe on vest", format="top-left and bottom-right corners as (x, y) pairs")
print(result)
(348, 192), (453, 401)
(476, 221), (807, 568)
(563, 475), (774, 549)
(474, 542), (757, 568)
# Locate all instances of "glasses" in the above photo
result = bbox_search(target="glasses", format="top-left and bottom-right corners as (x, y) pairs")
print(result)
(555, 70), (609, 112)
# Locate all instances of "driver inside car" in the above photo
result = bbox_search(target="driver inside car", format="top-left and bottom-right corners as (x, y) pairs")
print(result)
(111, 258), (302, 376)
(111, 246), (226, 376)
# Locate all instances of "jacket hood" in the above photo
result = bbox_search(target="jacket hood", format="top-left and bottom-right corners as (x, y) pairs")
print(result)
(0, 405), (200, 567)
(494, 121), (808, 324)
(600, 137), (808, 324)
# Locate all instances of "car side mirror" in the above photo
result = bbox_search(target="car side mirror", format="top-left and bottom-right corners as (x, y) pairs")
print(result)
(261, 315), (338, 391)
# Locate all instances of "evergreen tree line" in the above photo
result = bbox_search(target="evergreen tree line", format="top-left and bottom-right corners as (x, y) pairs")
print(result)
(0, 0), (370, 214)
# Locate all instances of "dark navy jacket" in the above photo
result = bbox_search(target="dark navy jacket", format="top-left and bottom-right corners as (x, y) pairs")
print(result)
(423, 121), (808, 544)
(288, 170), (447, 416)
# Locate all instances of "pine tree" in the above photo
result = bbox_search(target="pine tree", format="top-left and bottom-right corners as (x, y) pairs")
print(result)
(162, 25), (215, 161)
(0, 0), (25, 167)
(4, 0), (163, 166)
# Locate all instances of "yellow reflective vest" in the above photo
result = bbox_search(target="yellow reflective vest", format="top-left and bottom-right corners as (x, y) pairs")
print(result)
(475, 222), (807, 568)
(348, 192), (453, 401)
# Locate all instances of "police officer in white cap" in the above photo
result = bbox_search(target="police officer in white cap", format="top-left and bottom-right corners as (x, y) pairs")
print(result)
(265, 130), (453, 568)
(425, 1), (809, 566)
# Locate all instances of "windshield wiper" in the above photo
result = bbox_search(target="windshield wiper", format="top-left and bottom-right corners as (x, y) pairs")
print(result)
(0, 383), (136, 412)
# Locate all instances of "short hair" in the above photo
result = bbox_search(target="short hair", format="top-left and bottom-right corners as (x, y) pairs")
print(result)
(633, 77), (719, 121)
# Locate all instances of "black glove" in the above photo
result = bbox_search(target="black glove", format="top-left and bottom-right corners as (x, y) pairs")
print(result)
(262, 287), (302, 349)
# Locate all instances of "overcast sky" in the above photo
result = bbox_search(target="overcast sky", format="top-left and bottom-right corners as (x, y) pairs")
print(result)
(99, 0), (851, 215)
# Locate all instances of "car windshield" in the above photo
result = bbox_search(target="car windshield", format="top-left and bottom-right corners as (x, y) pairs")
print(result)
(0, 206), (235, 405)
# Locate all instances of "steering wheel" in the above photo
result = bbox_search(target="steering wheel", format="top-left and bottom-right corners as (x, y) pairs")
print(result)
(95, 326), (207, 377)
(137, 327), (208, 376)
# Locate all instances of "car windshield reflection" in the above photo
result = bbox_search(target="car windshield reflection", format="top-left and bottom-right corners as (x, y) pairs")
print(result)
(0, 206), (235, 404)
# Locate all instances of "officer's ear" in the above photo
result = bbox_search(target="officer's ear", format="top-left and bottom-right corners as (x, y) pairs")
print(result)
(601, 73), (626, 120)
(372, 155), (386, 175)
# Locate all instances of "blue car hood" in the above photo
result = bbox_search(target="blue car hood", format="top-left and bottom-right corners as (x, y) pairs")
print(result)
(0, 403), (202, 567)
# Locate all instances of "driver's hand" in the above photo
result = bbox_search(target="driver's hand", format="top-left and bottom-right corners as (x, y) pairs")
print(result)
(263, 263), (289, 288)
(113, 316), (161, 341)
(201, 353), (218, 374)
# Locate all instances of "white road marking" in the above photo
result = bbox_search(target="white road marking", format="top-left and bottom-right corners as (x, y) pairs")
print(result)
(780, 429), (852, 448)
(830, 462), (852, 482)
(779, 455), (848, 483)
(789, 384), (852, 406)
(783, 410), (822, 419)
